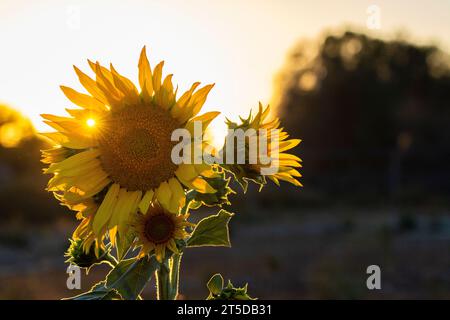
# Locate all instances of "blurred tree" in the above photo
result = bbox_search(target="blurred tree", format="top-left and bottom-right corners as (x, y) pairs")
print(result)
(0, 104), (34, 148)
(0, 104), (65, 225)
(275, 31), (450, 204)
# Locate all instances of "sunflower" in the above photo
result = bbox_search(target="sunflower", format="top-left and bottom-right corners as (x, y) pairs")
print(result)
(41, 47), (218, 247)
(223, 103), (302, 190)
(132, 201), (192, 262)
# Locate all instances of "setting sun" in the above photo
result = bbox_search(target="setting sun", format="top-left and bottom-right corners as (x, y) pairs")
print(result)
(86, 118), (96, 128)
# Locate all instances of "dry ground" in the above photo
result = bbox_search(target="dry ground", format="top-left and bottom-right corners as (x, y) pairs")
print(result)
(1, 208), (450, 299)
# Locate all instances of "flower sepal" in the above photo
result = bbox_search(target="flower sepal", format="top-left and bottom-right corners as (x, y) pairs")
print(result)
(222, 163), (267, 193)
(187, 169), (235, 207)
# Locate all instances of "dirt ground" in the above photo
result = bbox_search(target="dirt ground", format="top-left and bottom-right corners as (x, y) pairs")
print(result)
(1, 208), (450, 299)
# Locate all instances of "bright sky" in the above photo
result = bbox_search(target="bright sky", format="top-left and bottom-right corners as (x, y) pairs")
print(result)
(0, 0), (449, 142)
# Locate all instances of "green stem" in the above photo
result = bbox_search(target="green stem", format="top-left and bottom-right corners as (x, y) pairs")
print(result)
(155, 253), (183, 300)
(169, 253), (182, 299)
(156, 261), (171, 300)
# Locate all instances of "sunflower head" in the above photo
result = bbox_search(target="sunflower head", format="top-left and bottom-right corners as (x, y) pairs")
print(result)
(41, 46), (220, 250)
(222, 103), (302, 191)
(131, 201), (192, 262)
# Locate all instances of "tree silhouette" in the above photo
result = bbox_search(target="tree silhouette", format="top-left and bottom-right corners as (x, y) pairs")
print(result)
(275, 31), (450, 202)
(0, 104), (63, 224)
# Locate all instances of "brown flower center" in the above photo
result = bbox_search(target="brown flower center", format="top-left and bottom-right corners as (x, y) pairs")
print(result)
(97, 105), (180, 191)
(144, 213), (175, 244)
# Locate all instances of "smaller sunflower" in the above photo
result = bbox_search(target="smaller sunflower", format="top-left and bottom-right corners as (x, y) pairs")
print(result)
(223, 103), (302, 191)
(132, 202), (192, 262)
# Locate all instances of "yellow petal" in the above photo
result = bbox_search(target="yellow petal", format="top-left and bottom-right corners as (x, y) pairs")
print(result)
(46, 149), (100, 174)
(138, 46), (153, 100)
(287, 169), (302, 177)
(166, 239), (178, 254)
(51, 158), (101, 177)
(179, 84), (214, 122)
(60, 86), (107, 112)
(109, 188), (128, 228)
(41, 114), (87, 135)
(171, 82), (200, 120)
(94, 62), (123, 102)
(73, 217), (90, 239)
(62, 167), (109, 195)
(261, 103), (271, 121)
(277, 153), (302, 162)
(73, 66), (110, 106)
(274, 159), (302, 168)
(138, 189), (154, 214)
(190, 177), (216, 194)
(118, 190), (142, 235)
(277, 139), (301, 152)
(175, 164), (198, 182)
(154, 74), (175, 109)
(179, 82), (200, 106)
(184, 111), (220, 135)
(88, 60), (114, 84)
(109, 226), (118, 247)
(75, 176), (110, 199)
(152, 61), (164, 95)
(274, 173), (302, 187)
(251, 103), (264, 129)
(193, 163), (215, 178)
(110, 64), (139, 105)
(155, 245), (164, 262)
(65, 108), (92, 121)
(156, 181), (172, 210)
(168, 178), (185, 213)
(41, 132), (94, 149)
(269, 175), (280, 186)
(92, 183), (120, 236)
(190, 84), (215, 117)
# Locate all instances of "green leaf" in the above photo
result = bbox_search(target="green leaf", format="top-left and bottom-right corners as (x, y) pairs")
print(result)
(207, 273), (224, 296)
(105, 255), (160, 300)
(64, 281), (122, 300)
(187, 210), (234, 247)
(115, 232), (135, 261)
(65, 256), (160, 301)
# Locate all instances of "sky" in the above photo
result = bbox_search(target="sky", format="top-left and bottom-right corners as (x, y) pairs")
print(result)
(0, 0), (449, 142)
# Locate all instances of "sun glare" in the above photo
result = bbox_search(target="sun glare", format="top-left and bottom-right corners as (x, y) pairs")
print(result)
(206, 119), (227, 150)
(86, 118), (96, 127)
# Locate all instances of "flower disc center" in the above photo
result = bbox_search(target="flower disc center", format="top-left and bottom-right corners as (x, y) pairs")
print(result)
(98, 105), (180, 191)
(144, 213), (175, 244)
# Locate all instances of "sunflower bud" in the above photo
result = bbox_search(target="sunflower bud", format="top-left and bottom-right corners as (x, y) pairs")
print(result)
(64, 238), (112, 271)
(206, 273), (255, 300)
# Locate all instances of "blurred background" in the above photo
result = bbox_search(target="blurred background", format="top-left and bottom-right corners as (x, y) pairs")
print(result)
(1, 0), (450, 299)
